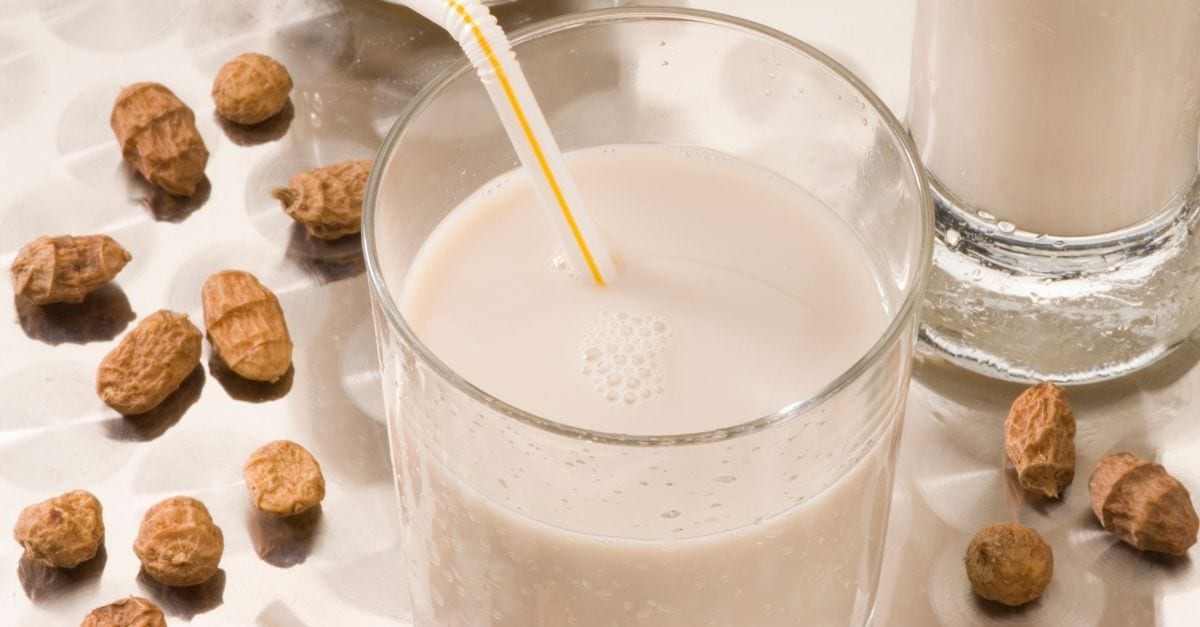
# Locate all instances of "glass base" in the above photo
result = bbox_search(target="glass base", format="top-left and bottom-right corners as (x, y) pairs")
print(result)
(920, 175), (1200, 384)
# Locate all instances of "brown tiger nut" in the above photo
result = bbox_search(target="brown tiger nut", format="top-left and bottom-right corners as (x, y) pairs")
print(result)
(133, 496), (224, 587)
(13, 490), (104, 569)
(97, 310), (202, 415)
(1004, 382), (1076, 499)
(81, 596), (166, 627)
(212, 52), (293, 125)
(1089, 452), (1199, 555)
(272, 160), (372, 240)
(964, 522), (1053, 607)
(244, 440), (326, 516)
(10, 235), (131, 305)
(202, 270), (293, 382)
(111, 82), (209, 197)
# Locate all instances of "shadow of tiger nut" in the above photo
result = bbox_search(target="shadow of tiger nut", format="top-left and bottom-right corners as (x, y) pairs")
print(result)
(15, 285), (136, 346)
(285, 222), (365, 284)
(209, 353), (293, 403)
(126, 166), (211, 223)
(136, 567), (225, 619)
(248, 505), (323, 568)
(17, 544), (107, 602)
(103, 366), (205, 441)
(215, 100), (294, 146)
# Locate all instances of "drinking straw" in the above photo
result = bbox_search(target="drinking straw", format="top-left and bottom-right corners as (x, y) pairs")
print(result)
(401, 0), (617, 286)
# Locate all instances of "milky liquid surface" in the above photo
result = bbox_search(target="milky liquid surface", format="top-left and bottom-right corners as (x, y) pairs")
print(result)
(401, 144), (889, 435)
(393, 144), (898, 626)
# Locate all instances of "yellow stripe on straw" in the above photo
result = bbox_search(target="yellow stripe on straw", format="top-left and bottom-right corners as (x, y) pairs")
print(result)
(446, 0), (608, 286)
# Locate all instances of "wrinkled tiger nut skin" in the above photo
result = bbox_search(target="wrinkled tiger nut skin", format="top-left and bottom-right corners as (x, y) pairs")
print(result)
(964, 522), (1053, 607)
(111, 82), (209, 197)
(202, 270), (293, 382)
(10, 235), (131, 305)
(133, 496), (224, 587)
(1089, 452), (1199, 555)
(212, 52), (293, 125)
(13, 490), (104, 569)
(81, 596), (166, 627)
(244, 440), (326, 516)
(272, 160), (372, 240)
(1004, 382), (1076, 499)
(97, 310), (202, 415)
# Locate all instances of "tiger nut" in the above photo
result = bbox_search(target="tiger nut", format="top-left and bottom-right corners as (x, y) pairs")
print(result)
(111, 82), (209, 197)
(272, 160), (372, 240)
(81, 596), (166, 627)
(202, 270), (293, 382)
(97, 310), (202, 415)
(212, 52), (293, 125)
(1004, 382), (1076, 499)
(10, 235), (131, 305)
(13, 490), (104, 569)
(964, 522), (1053, 607)
(244, 440), (326, 516)
(1089, 452), (1199, 555)
(133, 496), (224, 587)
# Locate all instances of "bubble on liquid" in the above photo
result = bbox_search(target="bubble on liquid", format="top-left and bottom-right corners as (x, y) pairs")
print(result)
(577, 309), (672, 408)
(548, 248), (578, 280)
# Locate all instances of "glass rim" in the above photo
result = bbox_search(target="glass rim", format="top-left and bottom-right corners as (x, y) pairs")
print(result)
(362, 6), (935, 447)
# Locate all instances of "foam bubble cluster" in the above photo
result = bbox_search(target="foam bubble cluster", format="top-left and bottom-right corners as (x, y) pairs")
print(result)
(578, 310), (670, 407)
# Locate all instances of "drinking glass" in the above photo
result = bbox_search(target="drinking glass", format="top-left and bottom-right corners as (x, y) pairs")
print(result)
(910, 0), (1200, 383)
(365, 8), (932, 625)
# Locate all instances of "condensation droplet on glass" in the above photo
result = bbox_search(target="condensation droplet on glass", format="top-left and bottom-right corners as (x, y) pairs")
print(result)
(945, 228), (961, 249)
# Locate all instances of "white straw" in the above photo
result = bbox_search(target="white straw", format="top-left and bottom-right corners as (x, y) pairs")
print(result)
(401, 0), (617, 286)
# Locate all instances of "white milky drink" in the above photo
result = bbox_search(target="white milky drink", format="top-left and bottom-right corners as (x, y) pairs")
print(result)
(395, 144), (897, 625)
(909, 0), (1200, 237)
